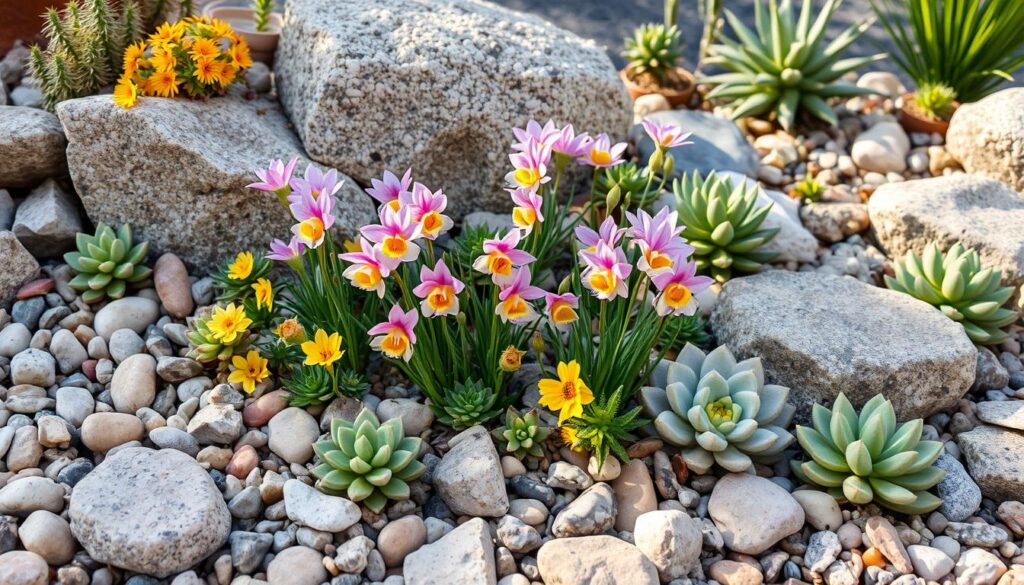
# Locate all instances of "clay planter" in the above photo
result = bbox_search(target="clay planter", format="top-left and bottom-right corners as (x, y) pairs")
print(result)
(620, 66), (696, 108)
(897, 92), (959, 137)
(204, 3), (282, 65)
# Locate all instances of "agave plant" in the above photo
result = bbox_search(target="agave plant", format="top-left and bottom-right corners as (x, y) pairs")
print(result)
(491, 407), (552, 461)
(703, 0), (883, 130)
(885, 242), (1019, 345)
(623, 23), (684, 85)
(436, 380), (502, 430)
(312, 408), (426, 514)
(792, 393), (945, 515)
(673, 171), (779, 282)
(641, 343), (796, 474)
(65, 223), (152, 304)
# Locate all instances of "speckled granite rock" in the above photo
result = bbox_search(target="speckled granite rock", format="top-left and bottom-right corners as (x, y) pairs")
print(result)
(0, 106), (67, 188)
(934, 452), (982, 522)
(68, 447), (231, 578)
(976, 401), (1024, 431)
(12, 178), (82, 258)
(947, 88), (1024, 191)
(958, 425), (1024, 502)
(0, 231), (40, 308)
(274, 0), (630, 217)
(56, 90), (376, 271)
(868, 174), (1024, 286)
(710, 271), (977, 420)
(537, 535), (659, 585)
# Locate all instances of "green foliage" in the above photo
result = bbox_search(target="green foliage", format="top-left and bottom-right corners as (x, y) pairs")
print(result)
(213, 252), (272, 303)
(185, 306), (250, 364)
(660, 313), (712, 349)
(911, 82), (957, 121)
(885, 242), (1019, 345)
(283, 364), (334, 407)
(491, 407), (552, 461)
(623, 23), (684, 84)
(253, 0), (274, 32)
(594, 163), (657, 209)
(673, 172), (779, 282)
(703, 0), (882, 130)
(436, 380), (502, 431)
(790, 174), (824, 202)
(338, 369), (371, 398)
(640, 343), (796, 474)
(64, 223), (151, 304)
(563, 387), (646, 471)
(30, 0), (143, 111)
(792, 393), (945, 514)
(312, 408), (427, 513)
(872, 0), (1024, 103)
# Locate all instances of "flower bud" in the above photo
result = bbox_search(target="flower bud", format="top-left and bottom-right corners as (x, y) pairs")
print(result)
(499, 346), (525, 372)
(457, 311), (467, 327)
(605, 184), (621, 212)
(558, 275), (572, 295)
(648, 148), (664, 174)
(663, 154), (675, 177)
(531, 332), (545, 355)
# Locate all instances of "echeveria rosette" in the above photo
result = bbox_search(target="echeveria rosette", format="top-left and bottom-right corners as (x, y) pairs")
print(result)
(491, 407), (553, 461)
(65, 223), (152, 304)
(640, 343), (796, 474)
(791, 393), (946, 515)
(885, 242), (1019, 345)
(312, 408), (426, 514)
(437, 380), (503, 431)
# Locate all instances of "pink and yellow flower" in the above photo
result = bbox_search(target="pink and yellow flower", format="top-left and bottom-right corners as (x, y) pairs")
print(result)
(472, 230), (536, 285)
(248, 157), (298, 199)
(412, 259), (465, 317)
(651, 260), (713, 316)
(580, 242), (632, 300)
(641, 118), (694, 149)
(549, 124), (592, 159)
(289, 186), (335, 249)
(289, 165), (342, 202)
(401, 182), (453, 240)
(368, 305), (419, 361)
(575, 216), (625, 254)
(267, 235), (305, 265)
(511, 119), (559, 151)
(578, 133), (627, 168)
(360, 206), (420, 268)
(544, 292), (579, 326)
(339, 238), (391, 298)
(626, 207), (694, 275)
(496, 267), (545, 324)
(510, 188), (544, 234)
(506, 140), (552, 191)
(365, 169), (412, 212)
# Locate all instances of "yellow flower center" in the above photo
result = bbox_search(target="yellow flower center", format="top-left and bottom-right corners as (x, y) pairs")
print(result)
(427, 285), (455, 312)
(663, 283), (693, 307)
(512, 206), (537, 227)
(381, 328), (409, 357)
(387, 199), (402, 212)
(502, 295), (529, 319)
(550, 301), (577, 325)
(421, 211), (443, 235)
(590, 149), (612, 165)
(353, 265), (381, 289)
(382, 235), (408, 258)
(488, 253), (512, 276)
(514, 167), (541, 188)
(645, 249), (673, 271)
(561, 380), (578, 401)
(298, 217), (325, 244)
(588, 269), (617, 295)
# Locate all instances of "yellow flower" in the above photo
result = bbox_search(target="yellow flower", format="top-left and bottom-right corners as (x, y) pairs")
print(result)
(230, 39), (253, 69)
(147, 69), (180, 97)
(113, 76), (138, 109)
(301, 329), (344, 368)
(207, 303), (252, 344)
(559, 425), (584, 452)
(193, 55), (222, 85)
(122, 40), (146, 77)
(228, 350), (269, 394)
(274, 318), (306, 344)
(342, 239), (361, 253)
(215, 60), (237, 87)
(150, 44), (178, 72)
(150, 21), (185, 44)
(538, 360), (594, 424)
(499, 346), (525, 372)
(227, 251), (254, 280)
(252, 278), (273, 311)
(209, 18), (235, 40)
(189, 37), (219, 61)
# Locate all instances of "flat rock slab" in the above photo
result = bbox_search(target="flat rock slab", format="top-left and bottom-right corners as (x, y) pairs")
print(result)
(632, 110), (759, 179)
(68, 447), (230, 578)
(56, 91), (376, 271)
(537, 535), (659, 585)
(710, 271), (977, 420)
(274, 0), (630, 217)
(976, 401), (1024, 431)
(868, 174), (1024, 286)
(0, 106), (67, 188)
(947, 88), (1024, 192)
(958, 425), (1024, 502)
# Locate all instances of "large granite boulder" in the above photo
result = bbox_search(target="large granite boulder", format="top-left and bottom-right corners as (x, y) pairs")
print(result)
(0, 106), (67, 188)
(710, 271), (977, 420)
(0, 231), (40, 308)
(56, 91), (376, 271)
(68, 447), (231, 577)
(632, 110), (759, 179)
(274, 0), (630, 217)
(868, 174), (1024, 286)
(947, 88), (1024, 191)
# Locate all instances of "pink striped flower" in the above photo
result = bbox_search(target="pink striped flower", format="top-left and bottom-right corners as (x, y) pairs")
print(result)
(267, 235), (305, 262)
(509, 187), (544, 234)
(339, 238), (391, 298)
(651, 260), (713, 317)
(496, 267), (545, 324)
(412, 259), (465, 317)
(575, 216), (625, 254)
(368, 304), (419, 361)
(544, 292), (579, 326)
(248, 157), (298, 196)
(289, 164), (342, 202)
(506, 139), (552, 191)
(365, 169), (412, 212)
(400, 182), (453, 240)
(289, 187), (336, 249)
(641, 118), (694, 149)
(511, 119), (559, 151)
(360, 206), (420, 269)
(626, 207), (694, 275)
(472, 230), (536, 285)
(578, 133), (626, 168)
(580, 242), (632, 300)
(549, 124), (592, 159)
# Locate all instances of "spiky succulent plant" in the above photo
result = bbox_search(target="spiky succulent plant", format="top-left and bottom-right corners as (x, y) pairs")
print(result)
(623, 23), (684, 85)
(660, 313), (712, 350)
(702, 0), (883, 130)
(789, 175), (824, 202)
(912, 82), (957, 122)
(436, 380), (502, 430)
(65, 223), (152, 304)
(283, 365), (334, 407)
(312, 408), (426, 513)
(491, 407), (552, 461)
(562, 386), (645, 471)
(673, 172), (779, 282)
(792, 393), (945, 515)
(641, 343), (796, 474)
(885, 242), (1019, 345)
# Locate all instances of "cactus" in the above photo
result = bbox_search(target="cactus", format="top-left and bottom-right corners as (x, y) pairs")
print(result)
(64, 223), (152, 304)
(436, 380), (502, 430)
(312, 408), (426, 513)
(792, 393), (945, 515)
(623, 23), (683, 85)
(491, 407), (552, 461)
(885, 242), (1019, 345)
(641, 343), (796, 474)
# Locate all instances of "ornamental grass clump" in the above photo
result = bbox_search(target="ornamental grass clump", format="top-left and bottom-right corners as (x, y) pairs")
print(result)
(885, 242), (1019, 345)
(703, 0), (883, 130)
(792, 393), (945, 515)
(313, 408), (426, 513)
(910, 82), (958, 122)
(65, 223), (152, 304)
(640, 343), (796, 474)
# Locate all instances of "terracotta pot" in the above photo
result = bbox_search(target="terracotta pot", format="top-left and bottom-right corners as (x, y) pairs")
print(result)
(1, 0), (66, 55)
(204, 3), (282, 65)
(897, 92), (959, 137)
(620, 67), (696, 108)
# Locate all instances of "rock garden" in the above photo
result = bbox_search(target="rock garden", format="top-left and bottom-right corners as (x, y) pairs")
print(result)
(2, 0), (1024, 584)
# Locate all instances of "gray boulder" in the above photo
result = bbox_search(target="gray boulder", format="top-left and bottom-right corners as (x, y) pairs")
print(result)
(56, 90), (376, 271)
(958, 425), (1024, 502)
(934, 452), (982, 522)
(632, 109), (759, 178)
(947, 88), (1024, 191)
(0, 231), (40, 308)
(710, 271), (977, 420)
(274, 0), (630, 217)
(434, 425), (509, 517)
(12, 178), (82, 258)
(0, 106), (67, 188)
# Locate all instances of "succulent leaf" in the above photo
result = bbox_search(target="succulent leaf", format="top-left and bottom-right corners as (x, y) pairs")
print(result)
(66, 223), (151, 304)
